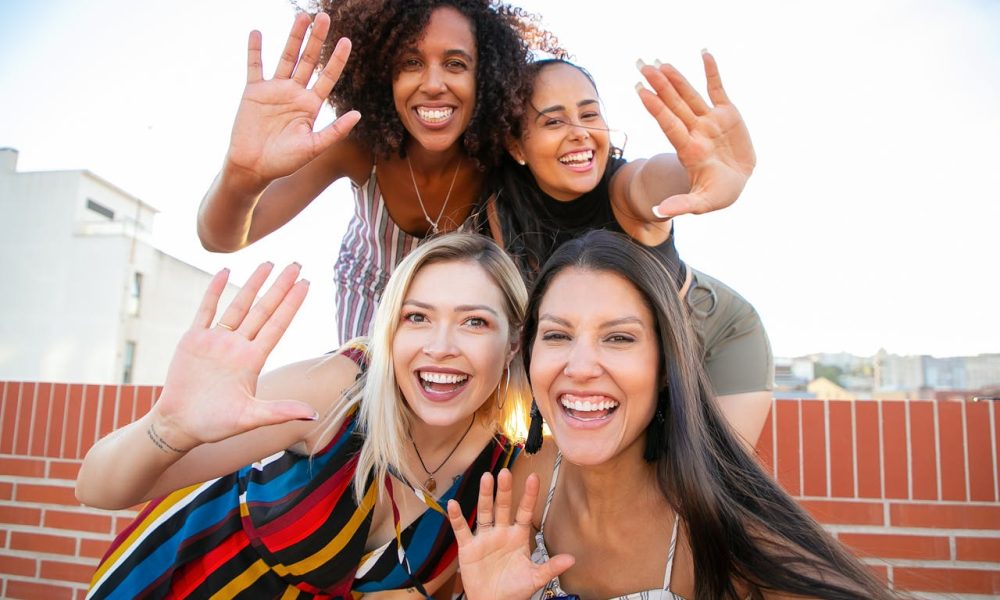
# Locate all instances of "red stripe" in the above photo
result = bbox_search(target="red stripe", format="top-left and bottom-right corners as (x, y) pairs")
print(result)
(171, 530), (251, 596)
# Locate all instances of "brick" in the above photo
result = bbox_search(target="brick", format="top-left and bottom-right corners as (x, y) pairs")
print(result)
(0, 554), (38, 577)
(908, 401), (938, 501)
(80, 537), (114, 560)
(799, 499), (885, 526)
(867, 564), (889, 583)
(775, 399), (801, 496)
(1, 381), (17, 454)
(5, 580), (76, 600)
(15, 482), (80, 506)
(48, 460), (82, 481)
(801, 400), (827, 497)
(839, 532), (950, 560)
(44, 509), (113, 534)
(965, 401), (996, 502)
(117, 385), (137, 429)
(14, 382), (34, 455)
(31, 382), (53, 455)
(0, 504), (43, 526)
(9, 531), (77, 555)
(79, 385), (101, 456)
(138, 386), (157, 417)
(0, 457), (47, 477)
(893, 566), (1000, 595)
(64, 384), (84, 459)
(881, 401), (908, 499)
(855, 401), (881, 498)
(755, 407), (774, 473)
(99, 385), (118, 440)
(41, 559), (97, 584)
(955, 537), (1000, 562)
(938, 401), (967, 501)
(47, 383), (69, 457)
(828, 400), (854, 498)
(0, 529), (7, 546)
(891, 503), (1000, 530)
(0, 481), (12, 500)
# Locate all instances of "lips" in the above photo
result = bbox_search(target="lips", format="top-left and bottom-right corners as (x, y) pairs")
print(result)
(416, 369), (470, 401)
(557, 148), (596, 173)
(559, 393), (619, 422)
(415, 106), (455, 126)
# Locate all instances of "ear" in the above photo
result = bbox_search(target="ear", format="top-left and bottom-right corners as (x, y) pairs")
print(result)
(506, 330), (521, 364)
(506, 137), (527, 166)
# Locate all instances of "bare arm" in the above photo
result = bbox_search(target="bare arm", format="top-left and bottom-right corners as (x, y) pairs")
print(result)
(196, 12), (363, 252)
(75, 264), (358, 509)
(717, 390), (773, 449)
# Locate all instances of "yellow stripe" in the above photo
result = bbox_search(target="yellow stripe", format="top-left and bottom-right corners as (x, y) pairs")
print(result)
(90, 483), (201, 584)
(278, 585), (301, 600)
(209, 558), (270, 599)
(272, 482), (378, 577)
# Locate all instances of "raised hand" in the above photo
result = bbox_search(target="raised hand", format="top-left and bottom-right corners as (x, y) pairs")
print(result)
(226, 13), (361, 186)
(150, 263), (316, 452)
(447, 470), (575, 600)
(636, 51), (755, 219)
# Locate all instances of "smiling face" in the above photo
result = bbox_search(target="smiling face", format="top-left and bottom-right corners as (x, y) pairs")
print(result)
(392, 259), (513, 427)
(393, 6), (478, 155)
(529, 267), (660, 465)
(509, 62), (611, 201)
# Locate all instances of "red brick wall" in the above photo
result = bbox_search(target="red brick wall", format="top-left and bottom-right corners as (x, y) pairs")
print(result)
(1, 383), (998, 598)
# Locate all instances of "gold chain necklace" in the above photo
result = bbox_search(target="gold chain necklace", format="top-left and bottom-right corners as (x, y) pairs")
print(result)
(405, 155), (462, 235)
(410, 415), (475, 493)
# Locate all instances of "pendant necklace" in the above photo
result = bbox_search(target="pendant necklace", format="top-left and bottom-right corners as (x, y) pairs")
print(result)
(406, 154), (462, 235)
(410, 415), (475, 493)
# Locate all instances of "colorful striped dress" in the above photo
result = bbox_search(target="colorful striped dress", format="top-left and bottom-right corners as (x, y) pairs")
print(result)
(87, 404), (520, 599)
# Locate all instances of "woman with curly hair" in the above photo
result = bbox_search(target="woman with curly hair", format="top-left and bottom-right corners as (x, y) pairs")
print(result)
(197, 0), (561, 345)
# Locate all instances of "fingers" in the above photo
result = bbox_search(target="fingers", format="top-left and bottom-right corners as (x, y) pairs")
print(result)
(193, 269), (231, 329)
(214, 262), (275, 332)
(252, 279), (310, 353)
(476, 472), (495, 529)
(514, 472), (539, 527)
(246, 31), (263, 84)
(274, 12), (311, 80)
(448, 499), (475, 545)
(315, 110), (361, 151)
(536, 553), (576, 584)
(494, 468), (514, 526)
(235, 263), (302, 339)
(638, 61), (698, 128)
(701, 50), (732, 106)
(292, 13), (330, 85)
(635, 83), (690, 152)
(659, 62), (711, 116)
(313, 37), (351, 100)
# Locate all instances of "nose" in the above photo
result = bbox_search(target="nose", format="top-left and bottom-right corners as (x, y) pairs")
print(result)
(562, 339), (603, 380)
(422, 324), (459, 360)
(568, 120), (591, 141)
(419, 64), (447, 94)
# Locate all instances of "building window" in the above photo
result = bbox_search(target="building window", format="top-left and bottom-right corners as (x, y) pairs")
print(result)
(86, 198), (115, 220)
(122, 341), (137, 384)
(127, 272), (143, 316)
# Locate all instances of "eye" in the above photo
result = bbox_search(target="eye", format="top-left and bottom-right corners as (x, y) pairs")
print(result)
(540, 330), (570, 342)
(464, 316), (489, 329)
(402, 312), (428, 324)
(400, 57), (422, 71)
(445, 59), (469, 71)
(581, 111), (602, 121)
(605, 333), (636, 344)
(543, 118), (566, 128)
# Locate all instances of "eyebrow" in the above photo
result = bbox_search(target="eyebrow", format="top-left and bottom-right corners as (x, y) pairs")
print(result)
(402, 47), (476, 62)
(538, 314), (644, 328)
(404, 299), (499, 317)
(534, 99), (600, 121)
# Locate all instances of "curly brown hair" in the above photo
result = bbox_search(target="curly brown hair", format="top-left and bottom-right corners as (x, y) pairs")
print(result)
(303, 0), (565, 168)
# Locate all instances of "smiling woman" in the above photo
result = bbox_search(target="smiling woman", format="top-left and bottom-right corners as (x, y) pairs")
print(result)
(76, 233), (532, 598)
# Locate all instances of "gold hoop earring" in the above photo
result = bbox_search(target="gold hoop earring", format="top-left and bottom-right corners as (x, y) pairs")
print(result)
(496, 367), (511, 410)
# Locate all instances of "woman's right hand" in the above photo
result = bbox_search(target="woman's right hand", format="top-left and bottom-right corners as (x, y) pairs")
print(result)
(149, 262), (317, 452)
(447, 470), (575, 600)
(225, 12), (361, 187)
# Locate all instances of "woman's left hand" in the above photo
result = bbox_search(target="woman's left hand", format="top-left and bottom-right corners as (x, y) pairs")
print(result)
(447, 469), (575, 600)
(636, 51), (756, 219)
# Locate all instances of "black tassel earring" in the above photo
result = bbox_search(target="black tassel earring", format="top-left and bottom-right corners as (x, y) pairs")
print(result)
(526, 401), (544, 454)
(643, 389), (668, 462)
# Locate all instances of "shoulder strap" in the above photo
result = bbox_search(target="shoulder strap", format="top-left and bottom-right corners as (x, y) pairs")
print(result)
(538, 452), (563, 531)
(663, 513), (681, 589)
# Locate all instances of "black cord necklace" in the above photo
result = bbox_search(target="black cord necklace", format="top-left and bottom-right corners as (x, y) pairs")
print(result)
(410, 415), (475, 493)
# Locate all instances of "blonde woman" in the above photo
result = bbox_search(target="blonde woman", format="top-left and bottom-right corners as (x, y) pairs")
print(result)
(77, 233), (528, 598)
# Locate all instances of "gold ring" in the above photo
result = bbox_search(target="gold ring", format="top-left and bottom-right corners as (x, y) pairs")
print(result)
(216, 321), (235, 331)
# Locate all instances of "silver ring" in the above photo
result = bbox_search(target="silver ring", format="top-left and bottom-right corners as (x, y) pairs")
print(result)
(478, 520), (494, 528)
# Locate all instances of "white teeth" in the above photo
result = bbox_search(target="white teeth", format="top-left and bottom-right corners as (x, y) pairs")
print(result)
(420, 371), (468, 384)
(559, 150), (594, 165)
(559, 395), (619, 412)
(416, 107), (454, 123)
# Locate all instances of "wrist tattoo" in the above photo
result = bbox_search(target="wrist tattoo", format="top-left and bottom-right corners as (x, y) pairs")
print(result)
(147, 422), (190, 454)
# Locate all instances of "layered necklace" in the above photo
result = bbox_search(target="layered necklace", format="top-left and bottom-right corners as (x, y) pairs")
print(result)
(405, 154), (462, 235)
(409, 415), (475, 493)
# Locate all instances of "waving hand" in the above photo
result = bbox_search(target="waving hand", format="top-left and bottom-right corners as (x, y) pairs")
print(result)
(636, 51), (755, 219)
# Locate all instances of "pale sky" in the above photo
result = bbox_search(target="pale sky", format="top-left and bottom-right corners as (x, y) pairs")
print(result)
(1, 0), (998, 368)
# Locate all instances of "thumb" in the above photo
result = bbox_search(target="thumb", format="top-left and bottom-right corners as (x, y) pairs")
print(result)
(652, 193), (701, 219)
(315, 110), (361, 151)
(246, 398), (319, 427)
(535, 553), (575, 586)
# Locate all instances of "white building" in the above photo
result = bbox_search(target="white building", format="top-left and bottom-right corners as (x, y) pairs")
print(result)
(0, 148), (235, 384)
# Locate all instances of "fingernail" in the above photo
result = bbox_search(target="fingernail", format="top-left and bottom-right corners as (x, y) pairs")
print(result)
(635, 58), (647, 71)
(652, 206), (671, 220)
(634, 82), (645, 93)
(297, 412), (319, 422)
(292, 261), (301, 268)
(653, 59), (663, 68)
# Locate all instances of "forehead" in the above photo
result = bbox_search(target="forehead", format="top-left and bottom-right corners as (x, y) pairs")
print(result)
(531, 63), (599, 106)
(412, 6), (477, 57)
(538, 267), (653, 324)
(406, 259), (505, 309)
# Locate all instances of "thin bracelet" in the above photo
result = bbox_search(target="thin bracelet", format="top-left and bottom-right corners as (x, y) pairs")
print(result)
(147, 422), (191, 454)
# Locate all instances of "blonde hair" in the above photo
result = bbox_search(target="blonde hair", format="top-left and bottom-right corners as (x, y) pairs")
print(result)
(343, 233), (529, 502)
